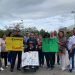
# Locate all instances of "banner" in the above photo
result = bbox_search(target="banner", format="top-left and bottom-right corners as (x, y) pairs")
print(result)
(22, 51), (39, 67)
(42, 37), (59, 52)
(6, 37), (23, 51)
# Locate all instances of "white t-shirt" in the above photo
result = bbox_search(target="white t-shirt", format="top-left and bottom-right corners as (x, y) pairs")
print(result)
(67, 36), (72, 50)
(1, 38), (6, 52)
(68, 35), (75, 50)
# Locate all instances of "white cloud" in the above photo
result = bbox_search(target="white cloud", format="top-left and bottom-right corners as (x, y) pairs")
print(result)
(0, 0), (75, 20)
(0, 0), (75, 31)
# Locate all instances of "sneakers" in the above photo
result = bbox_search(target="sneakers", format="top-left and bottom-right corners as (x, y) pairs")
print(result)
(73, 69), (75, 72)
(61, 68), (66, 71)
(69, 69), (72, 72)
(17, 68), (21, 71)
(0, 67), (4, 71)
(10, 69), (13, 72)
(5, 66), (8, 68)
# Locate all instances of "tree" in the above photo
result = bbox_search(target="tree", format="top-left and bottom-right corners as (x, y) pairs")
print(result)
(4, 22), (40, 36)
(0, 29), (5, 38)
(4, 21), (25, 36)
(40, 29), (45, 36)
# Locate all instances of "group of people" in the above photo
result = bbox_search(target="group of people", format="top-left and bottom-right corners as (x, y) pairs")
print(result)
(0, 28), (75, 73)
(0, 29), (22, 72)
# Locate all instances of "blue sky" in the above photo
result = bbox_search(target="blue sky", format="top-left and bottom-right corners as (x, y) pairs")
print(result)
(0, 0), (75, 31)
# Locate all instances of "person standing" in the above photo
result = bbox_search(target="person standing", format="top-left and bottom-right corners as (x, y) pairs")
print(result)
(43, 32), (50, 69)
(69, 28), (75, 72)
(67, 31), (73, 60)
(0, 38), (4, 71)
(24, 33), (30, 44)
(38, 34), (44, 67)
(10, 29), (22, 72)
(1, 34), (8, 68)
(49, 31), (56, 69)
(58, 31), (67, 71)
(7, 32), (13, 65)
(52, 31), (58, 67)
(23, 33), (30, 51)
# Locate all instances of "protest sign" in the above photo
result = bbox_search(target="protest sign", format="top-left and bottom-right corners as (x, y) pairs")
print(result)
(42, 37), (59, 52)
(22, 51), (39, 67)
(6, 37), (23, 51)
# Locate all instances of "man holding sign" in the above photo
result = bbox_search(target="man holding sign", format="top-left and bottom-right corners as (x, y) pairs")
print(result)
(9, 29), (23, 72)
(42, 32), (58, 69)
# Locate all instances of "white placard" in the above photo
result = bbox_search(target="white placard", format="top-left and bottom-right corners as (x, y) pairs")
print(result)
(22, 51), (39, 67)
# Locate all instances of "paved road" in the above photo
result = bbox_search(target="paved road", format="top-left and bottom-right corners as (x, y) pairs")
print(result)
(0, 65), (75, 75)
(0, 51), (75, 75)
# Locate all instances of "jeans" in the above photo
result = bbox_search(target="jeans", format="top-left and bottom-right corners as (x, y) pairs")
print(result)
(44, 52), (55, 68)
(8, 52), (12, 63)
(70, 48), (75, 70)
(50, 52), (55, 68)
(44, 52), (50, 68)
(0, 53), (2, 67)
(1, 52), (8, 66)
(11, 51), (22, 70)
(39, 49), (44, 66)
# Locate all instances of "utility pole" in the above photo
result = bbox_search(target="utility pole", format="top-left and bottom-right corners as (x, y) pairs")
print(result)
(72, 11), (75, 27)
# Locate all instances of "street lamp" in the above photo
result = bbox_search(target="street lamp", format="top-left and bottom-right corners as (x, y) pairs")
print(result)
(72, 11), (75, 27)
